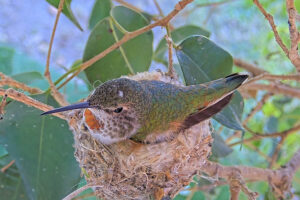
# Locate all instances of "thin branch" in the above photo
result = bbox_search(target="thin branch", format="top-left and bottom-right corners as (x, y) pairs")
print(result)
(243, 93), (273, 125)
(1, 160), (15, 173)
(0, 93), (8, 120)
(243, 83), (300, 98)
(114, 0), (142, 13)
(165, 29), (176, 79)
(253, 0), (289, 56)
(0, 72), (42, 94)
(0, 88), (66, 120)
(44, 0), (68, 106)
(286, 0), (300, 70)
(262, 73), (300, 81)
(228, 172), (258, 200)
(268, 136), (286, 169)
(246, 142), (273, 163)
(229, 174), (241, 200)
(233, 58), (266, 76)
(189, 0), (234, 13)
(62, 184), (97, 200)
(153, 0), (164, 17)
(57, 0), (194, 89)
(229, 124), (300, 147)
(201, 149), (300, 197)
(225, 130), (241, 144)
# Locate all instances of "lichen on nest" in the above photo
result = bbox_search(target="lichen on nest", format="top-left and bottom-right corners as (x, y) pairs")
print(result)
(67, 72), (213, 200)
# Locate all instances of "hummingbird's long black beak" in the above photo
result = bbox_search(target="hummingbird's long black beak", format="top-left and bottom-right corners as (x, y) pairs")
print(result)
(41, 102), (91, 115)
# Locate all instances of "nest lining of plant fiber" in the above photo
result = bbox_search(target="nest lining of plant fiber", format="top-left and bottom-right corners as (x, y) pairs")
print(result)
(67, 72), (213, 200)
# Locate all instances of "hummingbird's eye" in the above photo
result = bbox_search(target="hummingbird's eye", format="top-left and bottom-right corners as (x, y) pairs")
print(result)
(114, 107), (123, 113)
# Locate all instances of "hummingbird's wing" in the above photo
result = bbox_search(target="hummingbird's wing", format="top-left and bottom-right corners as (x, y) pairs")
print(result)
(179, 93), (233, 131)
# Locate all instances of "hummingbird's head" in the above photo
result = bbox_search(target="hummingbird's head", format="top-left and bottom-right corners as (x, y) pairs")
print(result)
(87, 78), (139, 110)
(41, 78), (146, 144)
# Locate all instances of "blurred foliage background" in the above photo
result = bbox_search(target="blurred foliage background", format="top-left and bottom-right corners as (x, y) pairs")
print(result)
(0, 0), (300, 199)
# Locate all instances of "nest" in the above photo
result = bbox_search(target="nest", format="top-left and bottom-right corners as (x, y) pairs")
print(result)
(67, 72), (213, 200)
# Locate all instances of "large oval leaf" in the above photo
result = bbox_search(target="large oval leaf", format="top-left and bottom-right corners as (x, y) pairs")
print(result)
(154, 25), (210, 65)
(214, 91), (244, 130)
(0, 94), (81, 200)
(46, 0), (83, 31)
(83, 6), (153, 85)
(176, 35), (244, 130)
(88, 0), (112, 30)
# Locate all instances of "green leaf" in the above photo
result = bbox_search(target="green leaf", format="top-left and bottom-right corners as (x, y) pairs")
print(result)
(0, 155), (29, 200)
(154, 25), (210, 65)
(295, 0), (300, 13)
(83, 6), (153, 85)
(89, 0), (112, 30)
(176, 36), (232, 84)
(264, 186), (277, 200)
(176, 35), (244, 130)
(0, 94), (81, 200)
(191, 191), (205, 200)
(264, 116), (278, 134)
(0, 46), (15, 75)
(46, 0), (83, 31)
(214, 92), (244, 130)
(0, 144), (8, 158)
(11, 72), (44, 85)
(212, 132), (233, 158)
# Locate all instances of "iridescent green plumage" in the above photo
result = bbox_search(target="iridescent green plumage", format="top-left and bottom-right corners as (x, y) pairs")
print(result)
(42, 73), (248, 144)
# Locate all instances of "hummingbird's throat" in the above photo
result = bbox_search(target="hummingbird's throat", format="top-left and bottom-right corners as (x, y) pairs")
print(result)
(84, 109), (104, 130)
(82, 108), (140, 145)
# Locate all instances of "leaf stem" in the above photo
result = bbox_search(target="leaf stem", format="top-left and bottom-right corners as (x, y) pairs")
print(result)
(109, 18), (135, 74)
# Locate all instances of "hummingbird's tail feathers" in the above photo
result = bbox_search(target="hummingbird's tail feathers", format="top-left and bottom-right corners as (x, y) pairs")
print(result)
(194, 73), (248, 107)
(224, 73), (249, 87)
(179, 93), (233, 131)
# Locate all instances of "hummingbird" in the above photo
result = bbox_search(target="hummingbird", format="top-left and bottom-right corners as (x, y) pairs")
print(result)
(42, 73), (248, 144)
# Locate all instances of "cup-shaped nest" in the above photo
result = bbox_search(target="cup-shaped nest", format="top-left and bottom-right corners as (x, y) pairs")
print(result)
(67, 72), (213, 200)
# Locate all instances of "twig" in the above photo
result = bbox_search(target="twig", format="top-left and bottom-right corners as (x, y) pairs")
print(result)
(153, 0), (164, 17)
(62, 184), (97, 200)
(243, 93), (273, 125)
(242, 73), (300, 89)
(229, 124), (300, 147)
(0, 93), (8, 120)
(0, 88), (66, 120)
(1, 160), (15, 173)
(229, 171), (258, 200)
(233, 58), (266, 76)
(254, 0), (300, 71)
(286, 0), (300, 70)
(0, 72), (42, 94)
(189, 0), (234, 13)
(201, 149), (300, 197)
(44, 0), (68, 106)
(73, 192), (95, 200)
(114, 0), (142, 13)
(268, 136), (286, 169)
(243, 83), (300, 98)
(229, 174), (241, 200)
(225, 130), (241, 144)
(165, 30), (176, 79)
(253, 0), (289, 56)
(56, 0), (194, 89)
(246, 142), (272, 163)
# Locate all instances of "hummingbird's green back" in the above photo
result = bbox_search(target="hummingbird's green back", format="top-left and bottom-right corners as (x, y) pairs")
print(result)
(133, 74), (248, 141)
